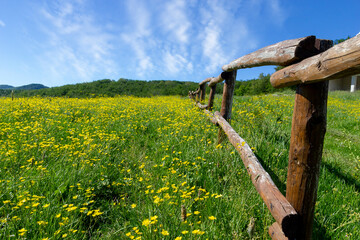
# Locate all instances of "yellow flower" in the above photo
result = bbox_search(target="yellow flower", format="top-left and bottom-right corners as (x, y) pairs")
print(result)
(131, 204), (136, 208)
(175, 237), (182, 240)
(194, 211), (200, 215)
(66, 206), (77, 212)
(181, 230), (189, 234)
(92, 209), (103, 217)
(142, 219), (151, 227)
(43, 203), (50, 208)
(161, 229), (169, 236)
(56, 213), (61, 218)
(208, 216), (216, 220)
(192, 229), (205, 235)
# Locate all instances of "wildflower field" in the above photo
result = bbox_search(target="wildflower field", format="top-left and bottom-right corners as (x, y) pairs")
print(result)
(0, 92), (359, 239)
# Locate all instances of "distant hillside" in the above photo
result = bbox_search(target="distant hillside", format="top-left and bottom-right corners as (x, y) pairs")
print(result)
(3, 73), (293, 98)
(0, 85), (14, 89)
(13, 79), (204, 98)
(0, 83), (48, 90)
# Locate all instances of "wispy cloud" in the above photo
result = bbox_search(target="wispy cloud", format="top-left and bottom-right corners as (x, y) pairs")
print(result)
(121, 0), (154, 76)
(161, 0), (191, 44)
(37, 0), (117, 85)
(163, 51), (193, 75)
(30, 0), (287, 84)
(268, 0), (286, 26)
(0, 20), (5, 27)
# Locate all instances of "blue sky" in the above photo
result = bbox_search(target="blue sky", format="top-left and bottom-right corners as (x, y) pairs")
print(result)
(0, 0), (359, 87)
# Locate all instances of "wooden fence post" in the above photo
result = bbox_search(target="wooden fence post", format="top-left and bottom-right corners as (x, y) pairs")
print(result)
(285, 40), (332, 240)
(207, 84), (217, 111)
(196, 89), (200, 102)
(286, 81), (329, 239)
(217, 70), (237, 144)
(200, 83), (206, 103)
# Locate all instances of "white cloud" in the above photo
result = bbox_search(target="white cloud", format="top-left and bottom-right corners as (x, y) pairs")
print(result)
(268, 0), (286, 26)
(161, 0), (191, 44)
(163, 51), (193, 75)
(37, 0), (117, 84)
(0, 20), (5, 27)
(121, 0), (154, 76)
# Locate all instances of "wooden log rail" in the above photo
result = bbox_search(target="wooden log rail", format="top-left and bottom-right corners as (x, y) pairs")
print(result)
(188, 34), (360, 239)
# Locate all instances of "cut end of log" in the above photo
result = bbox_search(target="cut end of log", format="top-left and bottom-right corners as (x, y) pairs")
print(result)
(281, 214), (300, 239)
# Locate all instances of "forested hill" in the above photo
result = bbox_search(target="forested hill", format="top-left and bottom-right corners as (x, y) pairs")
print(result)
(0, 83), (48, 90)
(11, 79), (201, 98)
(3, 73), (292, 98)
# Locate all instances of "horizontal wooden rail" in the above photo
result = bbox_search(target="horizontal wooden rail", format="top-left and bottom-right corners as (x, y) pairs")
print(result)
(208, 71), (235, 87)
(222, 36), (321, 72)
(210, 111), (299, 238)
(196, 102), (208, 109)
(271, 34), (360, 88)
(189, 34), (359, 239)
(269, 222), (288, 240)
(199, 77), (212, 86)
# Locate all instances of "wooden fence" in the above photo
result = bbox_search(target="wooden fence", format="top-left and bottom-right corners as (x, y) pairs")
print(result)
(189, 34), (360, 240)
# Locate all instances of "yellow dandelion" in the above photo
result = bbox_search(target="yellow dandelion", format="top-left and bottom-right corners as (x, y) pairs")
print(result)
(161, 229), (169, 236)
(142, 219), (151, 227)
(208, 216), (216, 220)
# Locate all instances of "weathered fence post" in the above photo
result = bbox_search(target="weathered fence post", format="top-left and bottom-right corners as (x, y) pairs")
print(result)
(217, 70), (237, 144)
(200, 83), (206, 103)
(285, 40), (332, 240)
(196, 89), (200, 103)
(286, 81), (329, 239)
(207, 83), (217, 111)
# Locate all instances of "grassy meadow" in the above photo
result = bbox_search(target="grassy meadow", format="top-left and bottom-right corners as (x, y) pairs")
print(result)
(0, 91), (359, 239)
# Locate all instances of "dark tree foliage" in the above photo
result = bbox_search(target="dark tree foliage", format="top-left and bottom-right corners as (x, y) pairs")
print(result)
(334, 36), (351, 45)
(9, 79), (200, 98)
(2, 74), (294, 98)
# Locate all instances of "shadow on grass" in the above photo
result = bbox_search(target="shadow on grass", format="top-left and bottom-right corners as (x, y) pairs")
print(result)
(322, 161), (360, 192)
(255, 154), (287, 195)
(313, 219), (332, 240)
(254, 155), (344, 239)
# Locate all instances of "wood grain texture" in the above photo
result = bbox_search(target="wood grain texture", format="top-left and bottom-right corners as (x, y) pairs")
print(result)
(199, 77), (212, 86)
(269, 222), (289, 240)
(207, 84), (217, 111)
(286, 81), (329, 240)
(213, 111), (299, 238)
(271, 35), (360, 88)
(222, 36), (319, 72)
(200, 83), (206, 102)
(217, 71), (236, 144)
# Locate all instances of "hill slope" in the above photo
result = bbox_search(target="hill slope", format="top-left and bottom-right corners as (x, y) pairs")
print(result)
(0, 84), (48, 90)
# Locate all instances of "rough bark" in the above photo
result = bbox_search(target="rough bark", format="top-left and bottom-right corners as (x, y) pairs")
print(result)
(214, 111), (299, 238)
(271, 35), (360, 88)
(207, 84), (217, 111)
(269, 222), (289, 240)
(200, 83), (206, 102)
(222, 36), (321, 72)
(217, 71), (236, 144)
(199, 77), (212, 86)
(286, 81), (329, 239)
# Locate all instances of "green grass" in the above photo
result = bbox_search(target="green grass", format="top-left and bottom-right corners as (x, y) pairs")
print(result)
(0, 91), (359, 239)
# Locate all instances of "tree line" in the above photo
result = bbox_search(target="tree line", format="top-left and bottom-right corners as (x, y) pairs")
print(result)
(2, 74), (293, 99)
